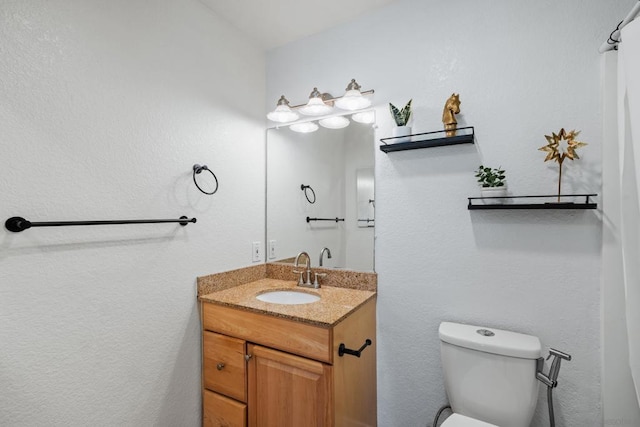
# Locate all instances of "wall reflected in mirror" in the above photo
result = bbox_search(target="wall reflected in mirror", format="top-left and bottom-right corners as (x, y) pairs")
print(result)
(356, 168), (374, 228)
(266, 112), (375, 271)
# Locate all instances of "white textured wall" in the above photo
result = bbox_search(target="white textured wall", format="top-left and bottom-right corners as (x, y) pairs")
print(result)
(266, 1), (635, 426)
(0, 1), (264, 425)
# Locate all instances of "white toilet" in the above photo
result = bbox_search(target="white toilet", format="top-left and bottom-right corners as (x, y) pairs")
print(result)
(439, 321), (542, 427)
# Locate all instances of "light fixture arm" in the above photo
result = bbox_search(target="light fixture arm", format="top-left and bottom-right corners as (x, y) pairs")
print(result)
(288, 88), (374, 109)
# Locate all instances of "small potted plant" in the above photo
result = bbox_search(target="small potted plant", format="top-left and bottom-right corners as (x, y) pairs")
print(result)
(475, 165), (507, 203)
(389, 99), (412, 143)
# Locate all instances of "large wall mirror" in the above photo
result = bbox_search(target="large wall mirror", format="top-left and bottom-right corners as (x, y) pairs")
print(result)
(266, 112), (375, 271)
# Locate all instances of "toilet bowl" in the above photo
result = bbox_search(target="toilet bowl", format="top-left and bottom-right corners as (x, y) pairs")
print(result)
(439, 321), (541, 427)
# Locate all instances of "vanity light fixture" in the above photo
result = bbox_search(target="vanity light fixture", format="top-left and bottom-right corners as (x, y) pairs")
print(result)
(334, 79), (372, 111)
(352, 110), (375, 124)
(266, 79), (374, 123)
(266, 95), (300, 123)
(299, 87), (334, 116)
(289, 122), (319, 133)
(319, 116), (350, 129)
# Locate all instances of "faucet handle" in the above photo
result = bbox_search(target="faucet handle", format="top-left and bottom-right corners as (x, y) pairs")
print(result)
(292, 269), (305, 286)
(313, 272), (327, 288)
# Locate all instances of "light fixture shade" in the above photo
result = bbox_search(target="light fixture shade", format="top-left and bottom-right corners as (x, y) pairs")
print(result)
(267, 95), (299, 123)
(334, 79), (372, 111)
(352, 111), (375, 124)
(319, 116), (350, 129)
(290, 122), (319, 133)
(299, 87), (333, 116)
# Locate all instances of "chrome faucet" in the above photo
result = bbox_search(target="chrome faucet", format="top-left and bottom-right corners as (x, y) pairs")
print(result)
(293, 251), (312, 287)
(319, 247), (332, 267)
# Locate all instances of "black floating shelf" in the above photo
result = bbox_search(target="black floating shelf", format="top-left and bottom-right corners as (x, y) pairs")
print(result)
(380, 126), (474, 153)
(467, 194), (597, 210)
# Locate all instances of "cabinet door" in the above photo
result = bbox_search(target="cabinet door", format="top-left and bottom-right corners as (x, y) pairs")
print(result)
(203, 331), (247, 402)
(203, 389), (246, 427)
(247, 344), (332, 427)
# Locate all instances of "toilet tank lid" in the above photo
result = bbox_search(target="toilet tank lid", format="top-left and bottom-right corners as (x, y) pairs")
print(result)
(439, 322), (541, 359)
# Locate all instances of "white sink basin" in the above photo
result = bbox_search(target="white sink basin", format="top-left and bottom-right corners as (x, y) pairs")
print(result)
(256, 290), (320, 305)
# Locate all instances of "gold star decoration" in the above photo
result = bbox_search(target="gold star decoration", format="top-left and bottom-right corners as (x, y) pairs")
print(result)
(538, 128), (587, 165)
(538, 128), (588, 202)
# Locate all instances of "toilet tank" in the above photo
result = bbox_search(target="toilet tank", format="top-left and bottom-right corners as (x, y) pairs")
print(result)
(439, 322), (541, 427)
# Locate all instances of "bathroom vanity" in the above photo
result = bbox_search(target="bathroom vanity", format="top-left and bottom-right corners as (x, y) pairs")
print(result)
(198, 266), (377, 427)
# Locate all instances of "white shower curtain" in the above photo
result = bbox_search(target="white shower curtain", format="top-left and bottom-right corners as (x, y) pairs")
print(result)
(618, 18), (640, 403)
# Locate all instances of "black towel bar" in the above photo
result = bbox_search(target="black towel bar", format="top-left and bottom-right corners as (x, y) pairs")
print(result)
(306, 217), (345, 223)
(5, 216), (196, 233)
(339, 339), (372, 358)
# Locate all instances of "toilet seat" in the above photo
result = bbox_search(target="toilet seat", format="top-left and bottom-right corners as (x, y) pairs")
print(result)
(441, 413), (498, 427)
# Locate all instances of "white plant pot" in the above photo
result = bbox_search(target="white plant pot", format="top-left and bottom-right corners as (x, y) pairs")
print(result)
(392, 126), (412, 143)
(481, 186), (508, 204)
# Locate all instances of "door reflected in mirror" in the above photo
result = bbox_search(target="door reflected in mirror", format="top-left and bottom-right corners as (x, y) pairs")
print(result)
(356, 168), (374, 229)
(266, 112), (375, 271)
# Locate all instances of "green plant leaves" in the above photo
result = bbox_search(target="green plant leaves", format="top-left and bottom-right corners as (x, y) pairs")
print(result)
(389, 99), (412, 126)
(389, 103), (402, 126)
(475, 165), (506, 187)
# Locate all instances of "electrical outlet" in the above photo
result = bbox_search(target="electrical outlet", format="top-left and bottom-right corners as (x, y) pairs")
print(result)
(252, 241), (261, 262)
(268, 240), (277, 259)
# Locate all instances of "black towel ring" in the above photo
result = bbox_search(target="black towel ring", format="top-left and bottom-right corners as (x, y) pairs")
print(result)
(301, 184), (316, 204)
(193, 164), (219, 195)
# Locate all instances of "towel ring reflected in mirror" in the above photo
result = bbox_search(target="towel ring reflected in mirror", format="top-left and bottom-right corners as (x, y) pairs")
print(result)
(193, 164), (219, 195)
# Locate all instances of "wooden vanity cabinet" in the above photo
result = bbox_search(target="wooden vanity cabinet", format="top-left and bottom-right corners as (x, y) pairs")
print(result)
(248, 344), (332, 426)
(201, 297), (377, 427)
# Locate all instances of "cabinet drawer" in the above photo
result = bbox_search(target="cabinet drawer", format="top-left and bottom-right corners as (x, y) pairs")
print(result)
(203, 303), (331, 363)
(203, 331), (247, 402)
(203, 389), (246, 427)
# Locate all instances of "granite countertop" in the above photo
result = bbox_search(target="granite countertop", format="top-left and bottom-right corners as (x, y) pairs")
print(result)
(199, 278), (376, 327)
